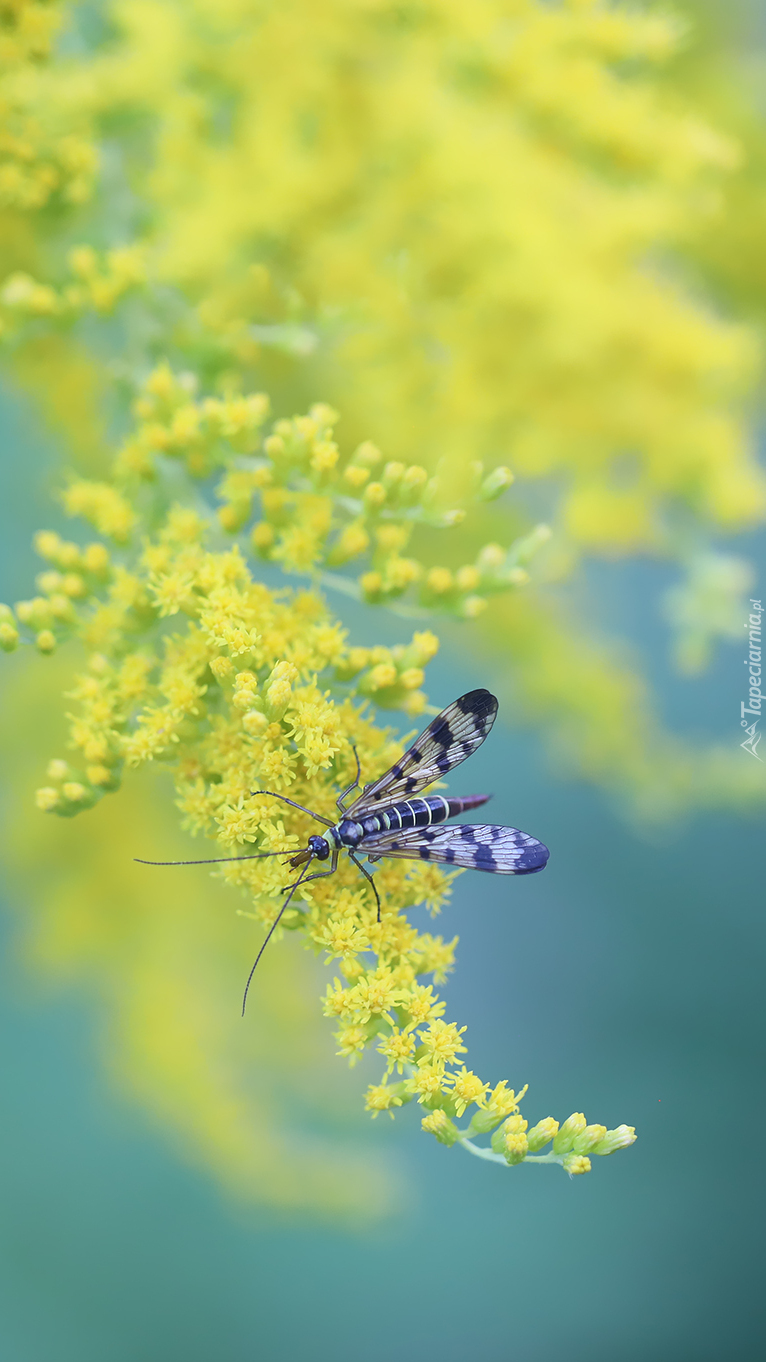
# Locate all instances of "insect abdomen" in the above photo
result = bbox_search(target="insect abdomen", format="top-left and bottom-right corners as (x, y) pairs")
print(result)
(361, 796), (445, 837)
(445, 793), (491, 816)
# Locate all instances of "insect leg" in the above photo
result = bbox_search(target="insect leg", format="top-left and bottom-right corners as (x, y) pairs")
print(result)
(349, 850), (382, 923)
(280, 848), (338, 891)
(336, 745), (362, 811)
(250, 790), (334, 827)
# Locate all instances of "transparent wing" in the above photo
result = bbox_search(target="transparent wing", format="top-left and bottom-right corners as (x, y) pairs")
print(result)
(348, 689), (498, 816)
(363, 822), (549, 875)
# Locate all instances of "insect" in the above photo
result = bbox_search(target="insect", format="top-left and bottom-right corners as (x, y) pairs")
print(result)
(136, 689), (549, 1012)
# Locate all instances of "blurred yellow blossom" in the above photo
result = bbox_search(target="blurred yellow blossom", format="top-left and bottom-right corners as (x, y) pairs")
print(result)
(32, 0), (766, 1195)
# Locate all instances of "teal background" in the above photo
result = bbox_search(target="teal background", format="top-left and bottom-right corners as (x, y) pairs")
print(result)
(1, 382), (764, 1361)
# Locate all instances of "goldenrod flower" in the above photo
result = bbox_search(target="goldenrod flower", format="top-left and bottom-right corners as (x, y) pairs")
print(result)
(447, 1068), (490, 1118)
(417, 1020), (467, 1070)
(0, 0), (654, 1185)
(365, 1083), (405, 1119)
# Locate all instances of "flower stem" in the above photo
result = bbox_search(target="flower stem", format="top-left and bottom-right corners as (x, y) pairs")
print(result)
(457, 1137), (566, 1169)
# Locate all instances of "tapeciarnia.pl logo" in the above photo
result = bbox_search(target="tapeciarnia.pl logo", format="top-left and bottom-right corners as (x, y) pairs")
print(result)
(740, 597), (763, 761)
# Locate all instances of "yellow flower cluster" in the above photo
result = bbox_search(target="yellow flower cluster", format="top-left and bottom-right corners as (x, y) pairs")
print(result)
(0, 474), (634, 1174)
(56, 0), (763, 553)
(0, 0), (762, 827)
(0, 1), (96, 209)
(104, 363), (545, 619)
(0, 244), (146, 335)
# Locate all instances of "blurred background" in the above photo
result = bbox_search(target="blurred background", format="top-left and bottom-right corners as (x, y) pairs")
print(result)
(1, 1), (765, 1358)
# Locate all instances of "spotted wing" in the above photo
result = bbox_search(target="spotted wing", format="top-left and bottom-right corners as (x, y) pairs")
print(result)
(363, 822), (549, 875)
(348, 689), (498, 816)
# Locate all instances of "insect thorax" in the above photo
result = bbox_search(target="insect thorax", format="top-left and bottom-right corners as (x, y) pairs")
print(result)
(332, 819), (364, 848)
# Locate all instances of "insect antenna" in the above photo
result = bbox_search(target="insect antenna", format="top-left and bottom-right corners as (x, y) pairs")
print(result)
(134, 850), (294, 867)
(250, 790), (334, 827)
(241, 856), (314, 1016)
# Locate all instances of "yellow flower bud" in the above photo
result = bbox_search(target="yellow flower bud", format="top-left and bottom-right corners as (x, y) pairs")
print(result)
(399, 667), (424, 690)
(309, 402), (338, 428)
(268, 661), (298, 684)
(35, 787), (60, 812)
(33, 531), (62, 561)
(264, 434), (285, 459)
(329, 521), (370, 564)
(491, 1113), (528, 1162)
(49, 594), (76, 622)
(421, 1109), (459, 1146)
(382, 461), (405, 487)
(218, 504), (245, 533)
(232, 688), (258, 709)
(375, 523), (409, 554)
(343, 465), (370, 489)
(562, 1154), (592, 1175)
(410, 631), (439, 664)
(503, 1130), (529, 1165)
(36, 630), (56, 653)
(251, 522), (275, 555)
(363, 482), (386, 510)
(0, 621), (19, 651)
(309, 440), (339, 474)
(242, 709), (269, 736)
(265, 677), (292, 719)
(456, 564), (481, 592)
(209, 656), (233, 680)
(37, 571), (62, 594)
(145, 362), (175, 398)
(82, 543), (110, 574)
(57, 542), (82, 569)
(46, 759), (69, 780)
(87, 765), (113, 786)
(62, 574), (87, 598)
(62, 782), (88, 802)
(353, 440), (382, 467)
(360, 571), (383, 601)
(368, 663), (397, 690)
(401, 465), (428, 494)
(426, 567), (453, 595)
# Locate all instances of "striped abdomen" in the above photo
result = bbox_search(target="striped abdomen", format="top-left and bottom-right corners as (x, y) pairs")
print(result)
(361, 793), (490, 838)
(332, 793), (491, 849)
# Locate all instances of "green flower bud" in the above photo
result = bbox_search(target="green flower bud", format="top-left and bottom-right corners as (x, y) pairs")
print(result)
(363, 482), (386, 511)
(527, 1117), (559, 1152)
(36, 629), (57, 654)
(572, 1124), (607, 1155)
(491, 1114), (528, 1163)
(352, 440), (382, 468)
(466, 1107), (506, 1136)
(509, 523), (551, 565)
(553, 1112), (587, 1154)
(479, 466), (515, 501)
(0, 621), (19, 651)
(592, 1125), (637, 1156)
(421, 1109), (460, 1146)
